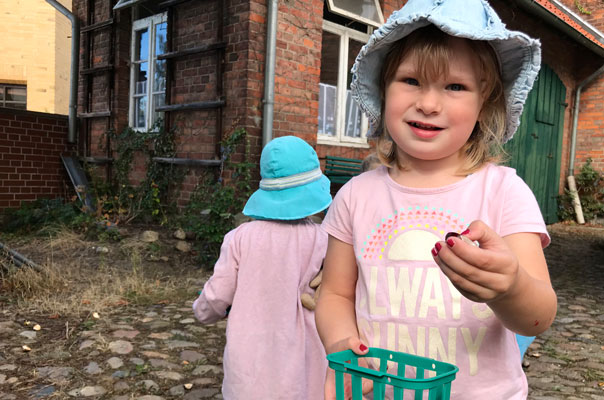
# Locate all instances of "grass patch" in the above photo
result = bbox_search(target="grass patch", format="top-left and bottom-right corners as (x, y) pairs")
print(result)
(0, 226), (202, 317)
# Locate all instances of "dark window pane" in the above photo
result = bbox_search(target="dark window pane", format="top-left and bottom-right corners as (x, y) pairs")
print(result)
(156, 22), (167, 56)
(6, 86), (26, 102)
(135, 28), (149, 61)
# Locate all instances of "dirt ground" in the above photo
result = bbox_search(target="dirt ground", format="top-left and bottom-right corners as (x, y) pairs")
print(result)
(0, 222), (603, 399)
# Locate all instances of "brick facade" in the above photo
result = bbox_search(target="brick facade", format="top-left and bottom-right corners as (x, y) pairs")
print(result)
(0, 108), (73, 210)
(70, 0), (603, 209)
(558, 0), (604, 174)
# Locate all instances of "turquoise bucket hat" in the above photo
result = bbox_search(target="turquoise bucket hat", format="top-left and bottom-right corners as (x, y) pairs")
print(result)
(243, 136), (332, 220)
(351, 0), (541, 143)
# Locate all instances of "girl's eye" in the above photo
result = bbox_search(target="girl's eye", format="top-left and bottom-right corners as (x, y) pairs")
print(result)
(447, 83), (465, 91)
(403, 78), (419, 86)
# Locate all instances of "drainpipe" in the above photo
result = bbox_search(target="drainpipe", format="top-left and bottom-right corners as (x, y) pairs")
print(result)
(0, 241), (42, 271)
(46, 0), (80, 144)
(262, 0), (278, 148)
(567, 64), (604, 224)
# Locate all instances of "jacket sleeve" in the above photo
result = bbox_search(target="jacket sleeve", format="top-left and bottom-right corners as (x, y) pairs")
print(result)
(192, 228), (239, 324)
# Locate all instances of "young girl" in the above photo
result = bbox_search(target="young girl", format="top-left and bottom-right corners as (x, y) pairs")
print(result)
(315, 0), (557, 398)
(193, 135), (331, 399)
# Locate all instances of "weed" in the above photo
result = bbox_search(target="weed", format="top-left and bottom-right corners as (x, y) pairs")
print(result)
(135, 364), (150, 375)
(182, 128), (254, 266)
(2, 198), (92, 235)
(574, 0), (592, 14)
(147, 242), (161, 254)
(81, 319), (96, 330)
(583, 368), (604, 382)
(94, 121), (184, 226)
(0, 228), (200, 317)
(558, 158), (604, 222)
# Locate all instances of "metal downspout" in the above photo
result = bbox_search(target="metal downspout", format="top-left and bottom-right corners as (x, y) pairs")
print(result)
(567, 64), (604, 224)
(262, 0), (278, 148)
(0, 241), (41, 271)
(46, 0), (80, 144)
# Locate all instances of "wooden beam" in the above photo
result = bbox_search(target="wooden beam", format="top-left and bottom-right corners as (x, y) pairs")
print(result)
(158, 0), (195, 8)
(80, 65), (114, 75)
(80, 19), (114, 33)
(157, 42), (226, 60)
(155, 99), (225, 112)
(80, 156), (113, 164)
(79, 111), (111, 118)
(153, 157), (221, 167)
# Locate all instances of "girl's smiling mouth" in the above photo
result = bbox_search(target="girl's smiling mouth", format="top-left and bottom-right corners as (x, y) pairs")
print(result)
(408, 120), (444, 139)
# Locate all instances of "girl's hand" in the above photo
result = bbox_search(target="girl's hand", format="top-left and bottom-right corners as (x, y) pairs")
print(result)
(325, 337), (373, 400)
(431, 220), (520, 303)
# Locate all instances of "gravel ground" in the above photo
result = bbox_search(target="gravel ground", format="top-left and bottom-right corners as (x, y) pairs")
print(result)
(0, 222), (602, 399)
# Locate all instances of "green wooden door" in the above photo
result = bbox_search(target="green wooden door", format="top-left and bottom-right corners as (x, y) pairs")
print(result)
(504, 64), (566, 224)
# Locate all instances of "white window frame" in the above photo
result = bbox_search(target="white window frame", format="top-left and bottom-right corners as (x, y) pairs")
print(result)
(129, 13), (167, 132)
(326, 0), (385, 27)
(318, 20), (370, 147)
(114, 0), (143, 11)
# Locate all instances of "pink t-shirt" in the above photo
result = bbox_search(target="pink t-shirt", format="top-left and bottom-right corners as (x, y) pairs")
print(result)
(193, 219), (327, 400)
(322, 164), (549, 400)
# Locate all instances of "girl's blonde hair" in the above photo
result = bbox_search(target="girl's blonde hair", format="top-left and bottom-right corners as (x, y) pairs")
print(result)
(376, 25), (507, 175)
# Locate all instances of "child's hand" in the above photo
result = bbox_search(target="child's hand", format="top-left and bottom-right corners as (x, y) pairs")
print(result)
(432, 220), (520, 303)
(325, 337), (373, 400)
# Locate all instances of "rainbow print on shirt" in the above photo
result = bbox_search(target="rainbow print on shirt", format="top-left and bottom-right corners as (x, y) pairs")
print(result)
(359, 206), (469, 262)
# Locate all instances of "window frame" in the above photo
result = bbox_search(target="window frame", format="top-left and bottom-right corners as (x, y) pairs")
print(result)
(114, 0), (143, 11)
(317, 20), (371, 148)
(326, 0), (385, 27)
(129, 13), (167, 132)
(0, 83), (27, 110)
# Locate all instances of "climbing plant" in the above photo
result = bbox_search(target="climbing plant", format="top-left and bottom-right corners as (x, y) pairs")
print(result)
(558, 158), (604, 223)
(89, 120), (185, 225)
(182, 128), (254, 267)
(574, 0), (592, 15)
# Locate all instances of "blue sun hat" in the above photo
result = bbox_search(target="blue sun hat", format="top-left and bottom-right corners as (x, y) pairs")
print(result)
(243, 136), (332, 220)
(350, 0), (541, 143)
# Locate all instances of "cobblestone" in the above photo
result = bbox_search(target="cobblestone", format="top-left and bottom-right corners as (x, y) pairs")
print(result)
(0, 224), (601, 399)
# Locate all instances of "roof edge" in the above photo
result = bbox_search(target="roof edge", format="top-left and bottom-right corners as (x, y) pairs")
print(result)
(515, 0), (604, 58)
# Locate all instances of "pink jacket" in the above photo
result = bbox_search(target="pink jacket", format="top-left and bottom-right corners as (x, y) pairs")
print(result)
(193, 219), (327, 399)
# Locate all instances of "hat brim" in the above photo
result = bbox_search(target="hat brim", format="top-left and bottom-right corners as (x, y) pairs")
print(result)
(351, 0), (541, 143)
(242, 175), (332, 220)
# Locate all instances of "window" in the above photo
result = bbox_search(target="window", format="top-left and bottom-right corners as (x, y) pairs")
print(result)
(129, 13), (167, 131)
(318, 20), (370, 146)
(0, 84), (27, 110)
(326, 0), (384, 27)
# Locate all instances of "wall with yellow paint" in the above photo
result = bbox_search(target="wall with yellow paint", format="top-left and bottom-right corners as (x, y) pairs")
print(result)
(0, 0), (72, 115)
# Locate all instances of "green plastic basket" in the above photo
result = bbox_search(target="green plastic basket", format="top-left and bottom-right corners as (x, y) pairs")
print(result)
(327, 347), (459, 400)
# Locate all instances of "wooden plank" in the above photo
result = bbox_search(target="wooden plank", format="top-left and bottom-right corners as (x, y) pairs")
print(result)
(326, 155), (363, 163)
(79, 111), (111, 118)
(157, 42), (226, 60)
(156, 99), (225, 112)
(158, 0), (195, 7)
(81, 65), (114, 75)
(153, 157), (221, 167)
(80, 19), (114, 33)
(81, 156), (113, 164)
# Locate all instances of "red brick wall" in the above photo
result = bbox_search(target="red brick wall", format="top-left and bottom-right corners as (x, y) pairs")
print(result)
(0, 108), (73, 211)
(545, 0), (604, 175)
(74, 0), (604, 206)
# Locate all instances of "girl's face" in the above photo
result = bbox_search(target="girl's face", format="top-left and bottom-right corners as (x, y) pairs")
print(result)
(384, 37), (484, 170)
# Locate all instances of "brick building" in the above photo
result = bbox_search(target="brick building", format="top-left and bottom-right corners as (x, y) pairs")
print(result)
(5, 0), (602, 221)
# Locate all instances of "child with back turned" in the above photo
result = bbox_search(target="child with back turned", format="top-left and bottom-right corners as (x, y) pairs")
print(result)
(193, 135), (332, 399)
(315, 0), (557, 398)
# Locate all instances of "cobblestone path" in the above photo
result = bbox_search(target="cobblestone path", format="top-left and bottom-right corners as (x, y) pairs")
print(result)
(0, 224), (602, 399)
